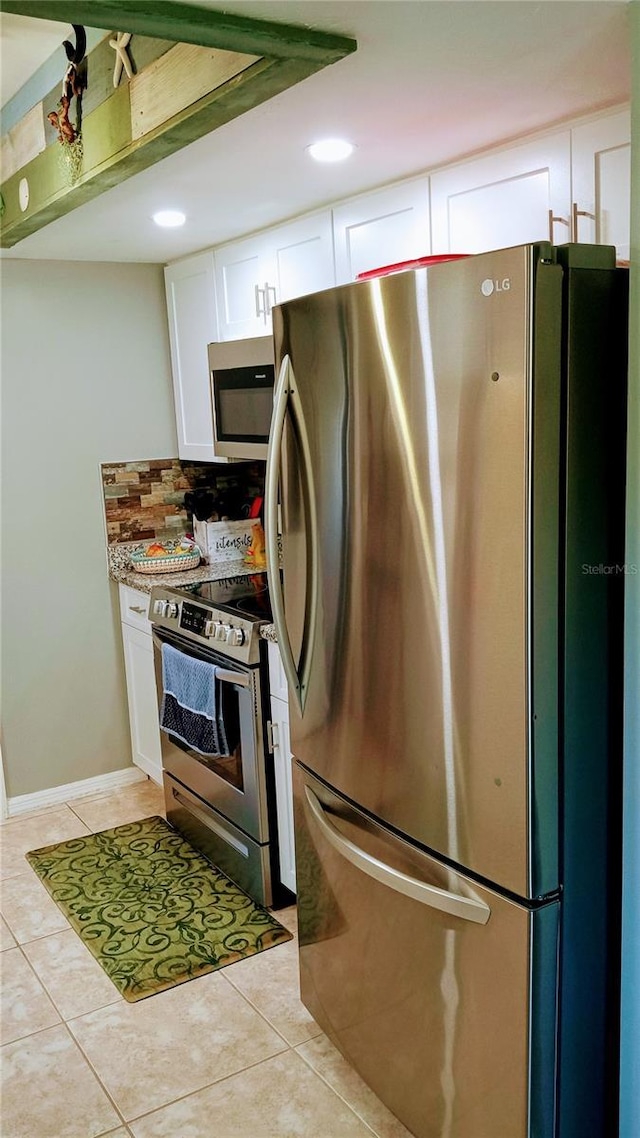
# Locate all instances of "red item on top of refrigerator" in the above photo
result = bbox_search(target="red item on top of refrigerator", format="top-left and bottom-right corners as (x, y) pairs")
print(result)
(356, 253), (470, 280)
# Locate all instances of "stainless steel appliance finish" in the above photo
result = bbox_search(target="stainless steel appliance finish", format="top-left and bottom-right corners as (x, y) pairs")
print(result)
(209, 335), (275, 459)
(267, 244), (627, 1138)
(295, 765), (558, 1138)
(269, 245), (560, 901)
(149, 574), (279, 907)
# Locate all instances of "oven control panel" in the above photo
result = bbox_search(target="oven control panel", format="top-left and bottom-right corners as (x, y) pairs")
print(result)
(149, 589), (260, 664)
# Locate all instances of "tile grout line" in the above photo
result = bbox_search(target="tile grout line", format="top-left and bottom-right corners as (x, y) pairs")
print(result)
(122, 1046), (301, 1130)
(294, 1044), (385, 1138)
(219, 962), (324, 1049)
(59, 1018), (132, 1134)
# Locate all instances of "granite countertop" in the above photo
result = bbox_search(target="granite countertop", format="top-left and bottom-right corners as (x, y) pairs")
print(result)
(108, 542), (277, 641)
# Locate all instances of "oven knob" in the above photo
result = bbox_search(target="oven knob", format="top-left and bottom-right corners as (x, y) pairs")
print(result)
(226, 626), (245, 647)
(166, 602), (179, 619)
(204, 619), (217, 638)
(153, 599), (166, 616)
(215, 623), (230, 641)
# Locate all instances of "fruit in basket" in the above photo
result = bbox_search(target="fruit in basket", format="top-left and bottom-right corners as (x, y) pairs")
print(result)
(145, 542), (167, 557)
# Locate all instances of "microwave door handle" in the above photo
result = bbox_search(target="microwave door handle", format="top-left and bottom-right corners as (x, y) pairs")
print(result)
(266, 356), (301, 708)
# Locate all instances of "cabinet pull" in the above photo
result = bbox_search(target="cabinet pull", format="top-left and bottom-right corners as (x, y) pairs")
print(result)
(548, 210), (570, 243)
(129, 605), (147, 614)
(255, 283), (266, 318)
(265, 283), (277, 315)
(572, 202), (596, 242)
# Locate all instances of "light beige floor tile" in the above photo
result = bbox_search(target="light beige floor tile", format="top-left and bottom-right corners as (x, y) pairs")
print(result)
(224, 937), (321, 1046)
(129, 1049), (376, 1138)
(68, 970), (287, 1121)
(0, 805), (91, 879)
(297, 1033), (414, 1138)
(102, 1130), (133, 1137)
(0, 947), (61, 1045)
(0, 870), (70, 944)
(0, 869), (69, 942)
(23, 928), (122, 1020)
(0, 913), (17, 950)
(1, 1023), (122, 1138)
(274, 904), (298, 935)
(67, 780), (166, 832)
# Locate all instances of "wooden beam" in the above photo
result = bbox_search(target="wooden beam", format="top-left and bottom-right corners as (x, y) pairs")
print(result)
(0, 0), (357, 63)
(0, 1), (357, 246)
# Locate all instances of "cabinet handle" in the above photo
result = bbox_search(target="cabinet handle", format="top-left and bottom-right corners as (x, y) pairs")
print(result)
(255, 283), (266, 318)
(265, 283), (277, 315)
(266, 720), (279, 753)
(129, 605), (147, 614)
(572, 201), (596, 242)
(548, 210), (570, 244)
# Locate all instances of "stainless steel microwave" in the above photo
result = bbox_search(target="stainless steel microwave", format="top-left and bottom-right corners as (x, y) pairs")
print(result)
(208, 336), (275, 460)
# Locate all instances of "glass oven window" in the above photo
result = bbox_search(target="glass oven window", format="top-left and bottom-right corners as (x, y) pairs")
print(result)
(167, 679), (243, 791)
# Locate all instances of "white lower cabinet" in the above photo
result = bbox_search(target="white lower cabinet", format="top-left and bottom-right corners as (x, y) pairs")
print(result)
(119, 585), (163, 785)
(268, 642), (296, 893)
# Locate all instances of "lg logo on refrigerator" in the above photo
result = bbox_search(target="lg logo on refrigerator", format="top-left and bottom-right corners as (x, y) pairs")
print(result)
(481, 278), (511, 296)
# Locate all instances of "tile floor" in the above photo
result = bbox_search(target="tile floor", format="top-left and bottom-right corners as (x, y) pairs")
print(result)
(1, 779), (412, 1138)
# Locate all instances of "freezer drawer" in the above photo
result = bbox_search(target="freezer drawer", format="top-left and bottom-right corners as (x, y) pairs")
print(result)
(294, 763), (559, 1138)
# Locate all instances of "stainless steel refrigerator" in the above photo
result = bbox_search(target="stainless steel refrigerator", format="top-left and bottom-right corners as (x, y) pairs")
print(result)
(265, 244), (627, 1138)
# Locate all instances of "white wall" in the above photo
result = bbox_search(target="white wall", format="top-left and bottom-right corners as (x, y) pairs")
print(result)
(0, 259), (178, 798)
(620, 4), (640, 1132)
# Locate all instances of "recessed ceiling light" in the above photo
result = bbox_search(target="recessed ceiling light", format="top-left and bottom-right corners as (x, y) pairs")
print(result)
(153, 209), (186, 228)
(307, 139), (355, 163)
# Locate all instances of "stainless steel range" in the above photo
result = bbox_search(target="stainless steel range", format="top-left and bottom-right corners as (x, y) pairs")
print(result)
(149, 573), (282, 907)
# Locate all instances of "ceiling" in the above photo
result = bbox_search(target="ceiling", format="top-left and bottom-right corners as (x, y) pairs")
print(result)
(0, 0), (631, 264)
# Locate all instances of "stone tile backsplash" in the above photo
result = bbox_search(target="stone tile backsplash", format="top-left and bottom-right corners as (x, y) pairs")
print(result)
(100, 459), (263, 545)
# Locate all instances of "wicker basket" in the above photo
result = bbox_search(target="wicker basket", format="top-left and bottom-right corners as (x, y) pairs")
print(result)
(131, 541), (201, 575)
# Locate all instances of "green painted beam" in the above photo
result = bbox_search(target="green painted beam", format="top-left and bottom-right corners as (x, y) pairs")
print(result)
(1, 55), (324, 246)
(0, 0), (357, 63)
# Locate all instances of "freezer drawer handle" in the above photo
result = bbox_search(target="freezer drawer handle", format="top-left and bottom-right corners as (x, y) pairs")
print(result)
(305, 787), (491, 926)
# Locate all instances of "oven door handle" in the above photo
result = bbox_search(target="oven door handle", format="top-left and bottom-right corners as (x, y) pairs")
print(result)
(216, 668), (250, 689)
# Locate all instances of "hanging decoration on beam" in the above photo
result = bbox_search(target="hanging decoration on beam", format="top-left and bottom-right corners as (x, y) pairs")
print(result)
(109, 32), (135, 87)
(47, 23), (87, 184)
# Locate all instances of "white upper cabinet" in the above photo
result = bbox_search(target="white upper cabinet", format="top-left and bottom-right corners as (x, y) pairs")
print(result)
(571, 109), (631, 262)
(214, 211), (335, 340)
(164, 252), (228, 463)
(333, 178), (431, 284)
(430, 132), (572, 255)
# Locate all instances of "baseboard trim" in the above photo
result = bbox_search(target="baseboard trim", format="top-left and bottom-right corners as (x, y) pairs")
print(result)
(130, 753), (163, 787)
(7, 766), (147, 818)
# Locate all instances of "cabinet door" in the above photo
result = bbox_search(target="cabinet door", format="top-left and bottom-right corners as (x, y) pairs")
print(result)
(267, 640), (289, 702)
(214, 235), (269, 340)
(121, 621), (163, 785)
(333, 179), (431, 284)
(430, 133), (571, 255)
(215, 212), (335, 339)
(270, 211), (335, 303)
(270, 694), (296, 893)
(164, 253), (224, 462)
(571, 109), (630, 262)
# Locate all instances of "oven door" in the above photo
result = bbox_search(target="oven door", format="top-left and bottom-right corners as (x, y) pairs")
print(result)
(152, 627), (269, 842)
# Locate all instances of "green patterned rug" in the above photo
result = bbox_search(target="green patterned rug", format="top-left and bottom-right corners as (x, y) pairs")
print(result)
(26, 815), (292, 1002)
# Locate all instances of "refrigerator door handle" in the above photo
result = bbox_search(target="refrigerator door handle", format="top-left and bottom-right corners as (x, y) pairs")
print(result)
(305, 787), (491, 925)
(265, 354), (319, 714)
